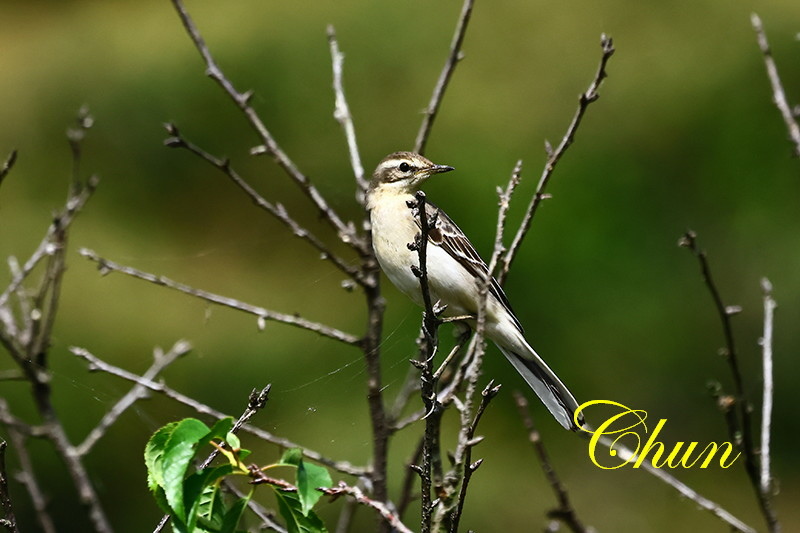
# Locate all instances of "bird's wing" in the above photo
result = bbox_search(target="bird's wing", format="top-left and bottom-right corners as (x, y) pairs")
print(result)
(413, 200), (523, 333)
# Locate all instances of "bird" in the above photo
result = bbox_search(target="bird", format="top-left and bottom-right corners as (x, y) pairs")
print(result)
(367, 151), (583, 431)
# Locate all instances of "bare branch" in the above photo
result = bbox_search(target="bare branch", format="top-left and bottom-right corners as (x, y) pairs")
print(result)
(76, 341), (192, 456)
(499, 35), (614, 284)
(0, 151), (17, 190)
(0, 175), (98, 310)
(759, 278), (776, 496)
(751, 13), (800, 158)
(322, 482), (414, 533)
(79, 248), (361, 346)
(679, 230), (779, 532)
(514, 392), (590, 533)
(488, 160), (523, 279)
(327, 26), (367, 203)
(414, 0), (476, 155)
(168, 0), (364, 253)
(2, 426), (55, 533)
(164, 124), (367, 286)
(69, 346), (367, 478)
(590, 432), (756, 533)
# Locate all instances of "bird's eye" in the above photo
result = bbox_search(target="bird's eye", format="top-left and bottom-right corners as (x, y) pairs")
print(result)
(399, 162), (412, 172)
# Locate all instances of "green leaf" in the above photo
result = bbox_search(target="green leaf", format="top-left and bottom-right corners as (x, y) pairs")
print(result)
(185, 464), (234, 530)
(274, 490), (327, 533)
(206, 418), (235, 442)
(219, 491), (252, 533)
(195, 483), (227, 532)
(296, 461), (331, 516)
(225, 432), (241, 450)
(161, 418), (212, 522)
(145, 421), (179, 493)
(280, 448), (303, 466)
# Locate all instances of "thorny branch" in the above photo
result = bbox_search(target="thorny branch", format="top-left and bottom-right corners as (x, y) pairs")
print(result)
(751, 13), (800, 158)
(0, 440), (17, 533)
(498, 34), (615, 285)
(414, 0), (476, 155)
(679, 231), (779, 532)
(408, 190), (444, 533)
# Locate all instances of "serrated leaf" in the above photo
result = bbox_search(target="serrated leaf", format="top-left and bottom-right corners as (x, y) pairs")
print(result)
(296, 461), (331, 516)
(145, 421), (179, 493)
(161, 418), (212, 522)
(185, 464), (234, 530)
(274, 490), (327, 533)
(195, 483), (228, 532)
(219, 492), (252, 533)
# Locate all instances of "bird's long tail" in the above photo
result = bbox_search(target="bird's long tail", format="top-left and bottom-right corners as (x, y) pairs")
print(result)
(497, 341), (583, 431)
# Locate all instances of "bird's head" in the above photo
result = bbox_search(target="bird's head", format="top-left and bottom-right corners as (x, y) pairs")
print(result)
(369, 151), (454, 194)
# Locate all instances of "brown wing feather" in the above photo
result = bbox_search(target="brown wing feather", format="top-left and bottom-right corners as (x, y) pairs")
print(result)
(414, 200), (523, 333)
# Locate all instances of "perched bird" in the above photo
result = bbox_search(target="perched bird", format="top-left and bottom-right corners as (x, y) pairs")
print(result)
(367, 151), (582, 430)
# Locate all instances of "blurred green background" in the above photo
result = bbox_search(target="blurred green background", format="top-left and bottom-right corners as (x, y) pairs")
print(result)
(1, 0), (799, 531)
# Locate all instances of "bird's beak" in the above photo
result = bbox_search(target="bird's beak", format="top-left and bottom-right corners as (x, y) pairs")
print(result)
(425, 164), (455, 176)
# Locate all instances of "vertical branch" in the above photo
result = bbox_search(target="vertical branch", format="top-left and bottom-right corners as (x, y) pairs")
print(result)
(498, 35), (614, 285)
(751, 13), (800, 158)
(679, 231), (780, 533)
(0, 440), (18, 533)
(414, 0), (476, 155)
(408, 190), (443, 533)
(759, 278), (776, 496)
(327, 26), (367, 204)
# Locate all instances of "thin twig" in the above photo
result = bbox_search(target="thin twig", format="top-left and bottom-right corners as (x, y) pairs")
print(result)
(327, 26), (367, 203)
(679, 231), (779, 532)
(759, 278), (776, 495)
(414, 0), (476, 155)
(447, 381), (499, 533)
(322, 482), (414, 533)
(76, 341), (192, 456)
(69, 346), (367, 478)
(514, 392), (590, 533)
(168, 0), (364, 253)
(499, 35), (614, 285)
(0, 151), (17, 190)
(0, 176), (98, 309)
(588, 431), (756, 533)
(79, 248), (360, 346)
(163, 124), (366, 286)
(2, 426), (55, 533)
(751, 13), (800, 158)
(487, 161), (523, 278)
